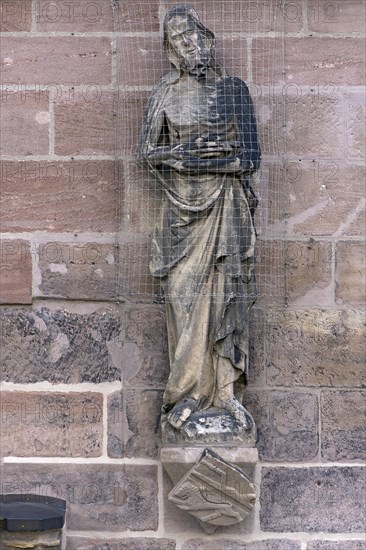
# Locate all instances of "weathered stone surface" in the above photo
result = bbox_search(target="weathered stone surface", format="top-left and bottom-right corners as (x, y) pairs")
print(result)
(165, 0), (304, 33)
(261, 161), (365, 238)
(0, 160), (116, 233)
(285, 96), (343, 157)
(0, 530), (62, 549)
(283, 37), (365, 85)
(264, 309), (365, 388)
(1, 37), (111, 85)
(123, 305), (169, 387)
(55, 91), (115, 156)
(38, 242), (117, 301)
(126, 162), (163, 235)
(321, 391), (366, 461)
(346, 92), (365, 159)
(0, 306), (122, 384)
(260, 467), (365, 532)
(246, 390), (318, 462)
(117, 36), (170, 87)
(67, 537), (176, 550)
(335, 242), (365, 306)
(0, 240), (32, 304)
(1, 391), (103, 457)
(36, 0), (114, 32)
(0, 0), (33, 31)
(182, 540), (301, 550)
(3, 463), (158, 531)
(115, 91), (150, 155)
(0, 92), (49, 156)
(307, 541), (366, 550)
(118, 241), (163, 303)
(307, 0), (366, 33)
(255, 239), (333, 306)
(108, 389), (163, 459)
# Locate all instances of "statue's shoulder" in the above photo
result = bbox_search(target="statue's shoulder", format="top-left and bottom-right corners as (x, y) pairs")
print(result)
(223, 76), (250, 95)
(151, 70), (180, 97)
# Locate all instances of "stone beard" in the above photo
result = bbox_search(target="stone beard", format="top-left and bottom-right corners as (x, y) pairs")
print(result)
(138, 4), (261, 441)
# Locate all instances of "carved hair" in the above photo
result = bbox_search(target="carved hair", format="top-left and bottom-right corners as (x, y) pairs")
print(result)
(163, 4), (226, 76)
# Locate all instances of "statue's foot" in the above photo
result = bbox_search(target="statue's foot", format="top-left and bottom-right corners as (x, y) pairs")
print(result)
(214, 396), (254, 431)
(167, 398), (200, 429)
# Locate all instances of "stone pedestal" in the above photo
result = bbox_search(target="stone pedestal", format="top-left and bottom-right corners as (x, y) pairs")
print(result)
(0, 530), (62, 549)
(0, 494), (66, 549)
(161, 446), (258, 534)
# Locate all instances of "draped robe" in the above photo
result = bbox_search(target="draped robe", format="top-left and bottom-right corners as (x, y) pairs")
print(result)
(137, 70), (260, 414)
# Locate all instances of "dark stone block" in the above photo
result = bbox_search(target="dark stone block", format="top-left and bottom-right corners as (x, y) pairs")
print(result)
(67, 537), (176, 550)
(0, 306), (122, 384)
(260, 467), (365, 532)
(182, 539), (301, 549)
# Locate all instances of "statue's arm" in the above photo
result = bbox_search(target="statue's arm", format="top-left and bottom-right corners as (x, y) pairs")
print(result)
(232, 77), (261, 173)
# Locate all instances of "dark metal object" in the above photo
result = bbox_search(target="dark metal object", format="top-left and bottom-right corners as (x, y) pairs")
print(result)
(0, 494), (66, 532)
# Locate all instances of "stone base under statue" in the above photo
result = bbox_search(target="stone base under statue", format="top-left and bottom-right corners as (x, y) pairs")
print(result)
(161, 407), (257, 447)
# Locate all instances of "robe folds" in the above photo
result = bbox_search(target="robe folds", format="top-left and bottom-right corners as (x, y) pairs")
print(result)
(137, 70), (261, 412)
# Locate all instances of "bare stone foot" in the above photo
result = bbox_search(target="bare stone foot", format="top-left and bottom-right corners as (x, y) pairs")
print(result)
(214, 396), (254, 431)
(167, 398), (201, 429)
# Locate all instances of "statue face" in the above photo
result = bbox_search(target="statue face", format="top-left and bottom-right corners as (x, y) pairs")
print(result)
(166, 16), (210, 72)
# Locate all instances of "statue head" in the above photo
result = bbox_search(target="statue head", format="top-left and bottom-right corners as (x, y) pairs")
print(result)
(163, 4), (225, 76)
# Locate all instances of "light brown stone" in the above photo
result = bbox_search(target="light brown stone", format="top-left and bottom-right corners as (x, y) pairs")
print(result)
(0, 0), (33, 31)
(0, 160), (117, 233)
(335, 241), (365, 306)
(1, 37), (111, 85)
(307, 1), (366, 33)
(346, 92), (366, 159)
(0, 240), (32, 304)
(1, 391), (103, 457)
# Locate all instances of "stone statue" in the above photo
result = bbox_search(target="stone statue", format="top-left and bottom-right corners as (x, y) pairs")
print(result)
(138, 4), (260, 439)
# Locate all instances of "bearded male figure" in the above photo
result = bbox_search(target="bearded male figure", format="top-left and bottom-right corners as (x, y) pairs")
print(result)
(138, 5), (261, 434)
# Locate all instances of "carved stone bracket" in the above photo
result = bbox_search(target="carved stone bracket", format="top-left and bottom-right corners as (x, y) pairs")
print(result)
(161, 446), (258, 533)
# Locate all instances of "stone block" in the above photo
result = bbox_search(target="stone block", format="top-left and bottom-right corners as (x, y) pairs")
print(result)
(117, 37), (170, 87)
(118, 240), (163, 303)
(38, 242), (117, 301)
(0, 160), (116, 233)
(283, 38), (365, 86)
(1, 391), (103, 457)
(264, 309), (365, 388)
(0, 306), (122, 384)
(246, 390), (318, 462)
(0, 0), (33, 31)
(255, 95), (285, 157)
(35, 0), (114, 32)
(307, 541), (366, 550)
(252, 38), (285, 86)
(321, 390), (366, 461)
(126, 162), (163, 235)
(335, 242), (365, 306)
(1, 37), (111, 85)
(260, 467), (365, 532)
(107, 389), (163, 459)
(123, 305), (169, 387)
(307, 1), (366, 33)
(165, 0), (304, 33)
(115, 91), (150, 155)
(285, 96), (343, 157)
(262, 161), (365, 238)
(2, 463), (158, 531)
(0, 91), (49, 156)
(54, 91), (115, 156)
(0, 240), (32, 304)
(67, 537), (176, 550)
(182, 540), (301, 550)
(346, 92), (366, 159)
(216, 37), (248, 81)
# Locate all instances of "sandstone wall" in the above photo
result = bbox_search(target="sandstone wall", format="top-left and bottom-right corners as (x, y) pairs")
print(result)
(0, 1), (365, 548)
